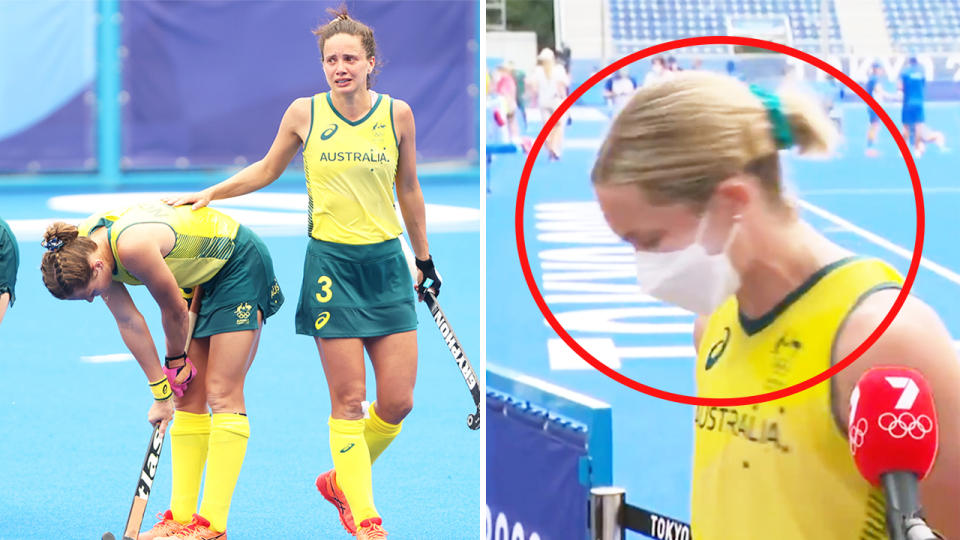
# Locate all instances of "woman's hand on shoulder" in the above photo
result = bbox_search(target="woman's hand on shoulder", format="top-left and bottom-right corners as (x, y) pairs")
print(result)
(162, 188), (213, 211)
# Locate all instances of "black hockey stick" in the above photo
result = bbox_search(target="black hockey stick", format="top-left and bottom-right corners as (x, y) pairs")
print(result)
(423, 289), (481, 430)
(102, 423), (165, 540)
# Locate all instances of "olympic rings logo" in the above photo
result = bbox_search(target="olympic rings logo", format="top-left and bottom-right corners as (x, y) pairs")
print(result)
(849, 418), (868, 454)
(878, 412), (934, 440)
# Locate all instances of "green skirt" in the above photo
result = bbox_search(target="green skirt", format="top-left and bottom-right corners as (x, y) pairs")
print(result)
(190, 225), (284, 338)
(0, 217), (18, 306)
(295, 237), (417, 338)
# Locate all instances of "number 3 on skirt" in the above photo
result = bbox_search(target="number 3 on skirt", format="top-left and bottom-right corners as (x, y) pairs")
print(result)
(315, 275), (333, 303)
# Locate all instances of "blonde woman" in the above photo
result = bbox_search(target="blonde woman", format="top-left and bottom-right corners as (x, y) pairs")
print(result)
(40, 201), (283, 540)
(591, 71), (959, 539)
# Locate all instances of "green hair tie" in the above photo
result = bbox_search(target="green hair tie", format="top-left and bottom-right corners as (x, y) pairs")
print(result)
(749, 84), (794, 150)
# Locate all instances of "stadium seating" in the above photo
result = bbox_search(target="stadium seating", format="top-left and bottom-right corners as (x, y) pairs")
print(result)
(608, 0), (960, 56)
(883, 0), (960, 52)
(608, 0), (844, 55)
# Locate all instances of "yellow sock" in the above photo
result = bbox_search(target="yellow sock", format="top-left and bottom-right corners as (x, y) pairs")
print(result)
(365, 403), (402, 464)
(329, 417), (378, 523)
(169, 411), (211, 523)
(198, 413), (249, 532)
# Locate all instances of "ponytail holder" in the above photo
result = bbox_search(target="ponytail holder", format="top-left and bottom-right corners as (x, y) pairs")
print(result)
(41, 237), (64, 252)
(749, 84), (794, 150)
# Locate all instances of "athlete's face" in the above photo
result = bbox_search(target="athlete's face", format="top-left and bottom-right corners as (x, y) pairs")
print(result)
(68, 258), (111, 303)
(322, 33), (374, 94)
(594, 181), (741, 255)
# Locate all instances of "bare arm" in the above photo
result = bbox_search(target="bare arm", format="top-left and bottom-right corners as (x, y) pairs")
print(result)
(393, 99), (429, 260)
(833, 290), (960, 538)
(102, 280), (175, 432)
(166, 97), (311, 209)
(116, 228), (188, 359)
(102, 281), (166, 384)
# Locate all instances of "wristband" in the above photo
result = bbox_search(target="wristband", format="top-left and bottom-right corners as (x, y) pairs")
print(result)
(149, 376), (173, 401)
(165, 352), (187, 365)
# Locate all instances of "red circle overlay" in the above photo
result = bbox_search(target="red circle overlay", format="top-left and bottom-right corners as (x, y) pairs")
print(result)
(514, 36), (925, 406)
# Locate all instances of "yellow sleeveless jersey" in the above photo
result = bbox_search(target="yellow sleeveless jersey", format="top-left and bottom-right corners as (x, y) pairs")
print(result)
(302, 92), (402, 244)
(692, 256), (903, 540)
(78, 201), (239, 288)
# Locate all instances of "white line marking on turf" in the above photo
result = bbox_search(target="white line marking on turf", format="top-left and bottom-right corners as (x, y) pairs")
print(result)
(81, 353), (134, 363)
(565, 138), (604, 149)
(799, 200), (960, 287)
(526, 107), (609, 123)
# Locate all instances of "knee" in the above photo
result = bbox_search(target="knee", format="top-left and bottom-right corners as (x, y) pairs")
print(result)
(375, 396), (413, 424)
(331, 383), (367, 419)
(205, 381), (244, 413)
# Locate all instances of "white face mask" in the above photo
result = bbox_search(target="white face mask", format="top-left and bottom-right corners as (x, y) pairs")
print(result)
(634, 215), (740, 315)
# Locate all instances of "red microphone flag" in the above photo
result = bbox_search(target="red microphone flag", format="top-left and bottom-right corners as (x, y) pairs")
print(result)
(848, 366), (939, 486)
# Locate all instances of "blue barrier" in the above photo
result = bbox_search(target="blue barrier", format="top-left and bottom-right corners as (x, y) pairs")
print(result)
(487, 364), (613, 540)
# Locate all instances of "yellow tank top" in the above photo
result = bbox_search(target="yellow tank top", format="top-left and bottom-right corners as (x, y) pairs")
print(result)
(78, 201), (239, 288)
(302, 92), (402, 244)
(692, 256), (903, 540)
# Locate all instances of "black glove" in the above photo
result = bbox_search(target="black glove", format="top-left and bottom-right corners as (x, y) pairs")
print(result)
(415, 255), (442, 298)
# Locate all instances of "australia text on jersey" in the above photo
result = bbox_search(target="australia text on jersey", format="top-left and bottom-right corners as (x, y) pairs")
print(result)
(315, 151), (390, 163)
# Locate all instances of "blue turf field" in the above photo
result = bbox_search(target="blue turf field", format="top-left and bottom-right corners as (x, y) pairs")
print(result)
(0, 175), (481, 539)
(487, 101), (960, 532)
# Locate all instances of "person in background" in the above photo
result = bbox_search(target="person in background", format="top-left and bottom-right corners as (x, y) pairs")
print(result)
(666, 56), (681, 73)
(821, 75), (846, 135)
(603, 68), (638, 117)
(644, 56), (672, 87)
(510, 61), (528, 132)
(534, 47), (569, 160)
(865, 61), (895, 157)
(900, 56), (946, 156)
(726, 60), (745, 82)
(0, 216), (18, 327)
(494, 62), (521, 144)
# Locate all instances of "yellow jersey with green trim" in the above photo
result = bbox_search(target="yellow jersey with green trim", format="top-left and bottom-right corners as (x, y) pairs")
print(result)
(692, 256), (903, 540)
(78, 201), (239, 288)
(302, 92), (402, 245)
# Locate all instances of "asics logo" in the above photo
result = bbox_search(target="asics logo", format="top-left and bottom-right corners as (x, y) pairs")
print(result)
(704, 327), (730, 371)
(849, 417), (868, 455)
(321, 124), (338, 140)
(339, 443), (355, 453)
(878, 412), (933, 439)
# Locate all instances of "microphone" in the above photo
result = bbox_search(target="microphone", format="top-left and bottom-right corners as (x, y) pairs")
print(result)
(848, 366), (940, 540)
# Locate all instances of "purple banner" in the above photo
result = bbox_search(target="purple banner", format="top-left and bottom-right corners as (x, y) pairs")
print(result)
(121, 0), (476, 169)
(0, 86), (97, 173)
(0, 0), (97, 173)
(486, 392), (589, 540)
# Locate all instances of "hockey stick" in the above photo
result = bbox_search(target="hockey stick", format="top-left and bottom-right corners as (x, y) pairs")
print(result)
(397, 234), (480, 430)
(102, 423), (166, 540)
(423, 289), (481, 430)
(103, 286), (202, 540)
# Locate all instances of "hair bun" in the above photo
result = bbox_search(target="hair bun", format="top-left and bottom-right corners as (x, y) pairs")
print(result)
(41, 237), (64, 252)
(42, 222), (79, 252)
